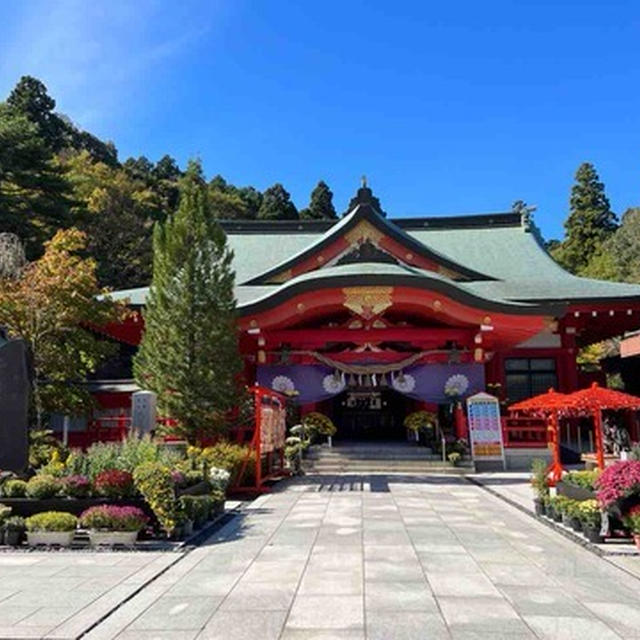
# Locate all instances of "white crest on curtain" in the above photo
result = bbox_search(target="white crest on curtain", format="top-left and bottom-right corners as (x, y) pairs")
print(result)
(322, 374), (346, 394)
(392, 373), (416, 393)
(444, 374), (470, 397)
(271, 375), (295, 393)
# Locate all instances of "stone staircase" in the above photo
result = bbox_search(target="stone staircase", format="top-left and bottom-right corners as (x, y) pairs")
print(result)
(302, 442), (475, 475)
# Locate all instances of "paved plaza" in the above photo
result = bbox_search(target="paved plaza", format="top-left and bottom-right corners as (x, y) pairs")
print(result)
(2, 474), (640, 639)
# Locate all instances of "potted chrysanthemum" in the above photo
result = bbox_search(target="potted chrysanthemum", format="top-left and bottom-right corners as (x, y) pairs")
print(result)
(80, 505), (148, 547)
(25, 511), (77, 547)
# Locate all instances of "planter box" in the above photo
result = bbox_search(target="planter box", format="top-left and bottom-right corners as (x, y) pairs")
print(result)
(88, 530), (138, 547)
(27, 531), (74, 547)
(177, 481), (210, 497)
(556, 481), (595, 502)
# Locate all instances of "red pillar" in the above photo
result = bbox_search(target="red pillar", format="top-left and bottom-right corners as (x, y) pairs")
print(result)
(593, 409), (605, 470)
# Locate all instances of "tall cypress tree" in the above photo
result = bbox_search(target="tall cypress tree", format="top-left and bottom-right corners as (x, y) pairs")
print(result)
(133, 160), (242, 441)
(300, 180), (337, 219)
(257, 183), (298, 220)
(552, 163), (617, 274)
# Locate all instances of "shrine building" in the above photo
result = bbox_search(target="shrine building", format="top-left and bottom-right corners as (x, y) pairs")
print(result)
(88, 183), (640, 462)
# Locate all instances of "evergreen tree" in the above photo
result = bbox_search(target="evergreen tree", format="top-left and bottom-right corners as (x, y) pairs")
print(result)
(257, 183), (298, 220)
(552, 163), (617, 274)
(133, 160), (242, 441)
(209, 188), (248, 219)
(152, 155), (182, 217)
(237, 186), (262, 219)
(7, 76), (67, 151)
(0, 103), (72, 258)
(300, 180), (337, 219)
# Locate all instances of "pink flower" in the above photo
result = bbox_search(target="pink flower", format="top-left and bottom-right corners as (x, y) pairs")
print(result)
(595, 461), (640, 510)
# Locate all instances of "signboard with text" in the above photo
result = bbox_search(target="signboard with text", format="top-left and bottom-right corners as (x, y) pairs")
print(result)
(466, 392), (506, 468)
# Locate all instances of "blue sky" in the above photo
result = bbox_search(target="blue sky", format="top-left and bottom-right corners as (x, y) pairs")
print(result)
(1, 0), (639, 240)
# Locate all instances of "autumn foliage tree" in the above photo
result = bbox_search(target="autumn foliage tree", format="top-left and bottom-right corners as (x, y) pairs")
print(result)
(0, 229), (127, 426)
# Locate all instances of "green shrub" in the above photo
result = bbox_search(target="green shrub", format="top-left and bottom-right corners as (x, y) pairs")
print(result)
(563, 470), (599, 491)
(0, 503), (11, 522)
(179, 495), (211, 523)
(3, 479), (28, 498)
(84, 436), (181, 479)
(3, 515), (25, 532)
(28, 430), (69, 470)
(530, 459), (549, 500)
(302, 412), (337, 438)
(26, 475), (61, 500)
(133, 462), (178, 535)
(199, 442), (256, 486)
(25, 511), (77, 532)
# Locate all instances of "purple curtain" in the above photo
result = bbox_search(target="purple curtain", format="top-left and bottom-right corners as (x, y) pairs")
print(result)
(257, 363), (484, 405)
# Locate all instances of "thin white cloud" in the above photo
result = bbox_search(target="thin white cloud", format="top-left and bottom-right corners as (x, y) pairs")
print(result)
(0, 0), (213, 134)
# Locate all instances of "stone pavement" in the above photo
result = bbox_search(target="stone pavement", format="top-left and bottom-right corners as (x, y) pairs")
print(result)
(0, 550), (177, 639)
(4, 473), (640, 639)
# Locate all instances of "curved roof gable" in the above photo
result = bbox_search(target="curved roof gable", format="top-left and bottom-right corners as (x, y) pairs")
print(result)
(242, 186), (495, 285)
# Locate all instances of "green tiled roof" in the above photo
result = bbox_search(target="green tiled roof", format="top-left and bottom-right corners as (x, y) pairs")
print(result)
(105, 205), (640, 310)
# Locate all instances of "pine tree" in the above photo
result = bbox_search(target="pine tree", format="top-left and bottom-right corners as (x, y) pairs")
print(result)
(133, 160), (242, 441)
(7, 76), (67, 151)
(552, 163), (617, 274)
(300, 180), (337, 219)
(257, 183), (298, 220)
(0, 103), (72, 258)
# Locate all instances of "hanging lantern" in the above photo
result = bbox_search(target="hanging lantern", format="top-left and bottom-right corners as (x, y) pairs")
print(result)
(348, 374), (356, 387)
(380, 373), (388, 386)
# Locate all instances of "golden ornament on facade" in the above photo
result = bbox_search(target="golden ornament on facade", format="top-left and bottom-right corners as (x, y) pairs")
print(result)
(268, 269), (293, 284)
(344, 220), (384, 247)
(297, 303), (306, 313)
(433, 300), (442, 311)
(343, 286), (393, 319)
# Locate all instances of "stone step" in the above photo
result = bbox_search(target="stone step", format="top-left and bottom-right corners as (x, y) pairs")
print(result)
(302, 462), (471, 475)
(307, 452), (445, 461)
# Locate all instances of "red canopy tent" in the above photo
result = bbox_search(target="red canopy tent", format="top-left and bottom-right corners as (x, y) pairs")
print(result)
(511, 383), (640, 478)
(510, 388), (569, 483)
(563, 383), (640, 471)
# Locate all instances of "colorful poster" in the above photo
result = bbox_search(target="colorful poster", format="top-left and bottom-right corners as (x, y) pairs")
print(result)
(466, 392), (505, 466)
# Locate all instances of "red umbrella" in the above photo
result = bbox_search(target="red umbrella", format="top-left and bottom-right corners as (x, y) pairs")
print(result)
(510, 388), (568, 413)
(564, 383), (640, 470)
(510, 388), (568, 483)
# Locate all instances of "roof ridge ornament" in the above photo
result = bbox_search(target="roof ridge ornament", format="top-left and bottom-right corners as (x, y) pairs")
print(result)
(511, 200), (537, 231)
(344, 178), (387, 217)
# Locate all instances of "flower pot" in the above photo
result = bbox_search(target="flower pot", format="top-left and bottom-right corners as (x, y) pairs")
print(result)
(533, 499), (544, 516)
(27, 531), (74, 547)
(4, 530), (23, 546)
(182, 520), (194, 537)
(570, 517), (582, 532)
(562, 513), (573, 528)
(88, 530), (138, 547)
(552, 509), (563, 523)
(583, 526), (603, 544)
(633, 534), (640, 550)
